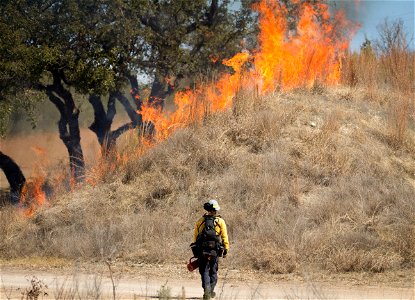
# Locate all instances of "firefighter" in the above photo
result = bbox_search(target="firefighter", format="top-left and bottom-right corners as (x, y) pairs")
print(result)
(193, 199), (229, 300)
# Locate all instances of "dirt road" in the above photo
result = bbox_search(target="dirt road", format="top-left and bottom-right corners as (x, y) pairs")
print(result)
(1, 264), (413, 300)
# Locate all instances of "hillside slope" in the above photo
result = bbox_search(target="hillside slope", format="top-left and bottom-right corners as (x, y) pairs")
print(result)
(1, 87), (414, 276)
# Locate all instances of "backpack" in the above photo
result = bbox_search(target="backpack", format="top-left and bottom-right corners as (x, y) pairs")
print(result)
(196, 216), (221, 257)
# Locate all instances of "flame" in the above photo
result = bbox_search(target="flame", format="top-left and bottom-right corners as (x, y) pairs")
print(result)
(209, 54), (219, 63)
(19, 146), (48, 217)
(207, 51), (251, 111)
(17, 0), (356, 211)
(253, 1), (352, 92)
(138, 0), (354, 142)
(140, 52), (250, 141)
(20, 176), (46, 217)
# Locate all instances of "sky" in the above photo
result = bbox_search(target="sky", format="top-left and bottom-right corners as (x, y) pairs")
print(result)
(338, 0), (415, 51)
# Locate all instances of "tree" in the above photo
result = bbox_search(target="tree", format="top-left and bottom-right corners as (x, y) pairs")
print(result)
(0, 11), (42, 136)
(88, 87), (143, 154)
(88, 0), (257, 150)
(89, 0), (257, 152)
(131, 0), (256, 106)
(1, 0), (256, 176)
(375, 18), (413, 91)
(1, 0), (140, 180)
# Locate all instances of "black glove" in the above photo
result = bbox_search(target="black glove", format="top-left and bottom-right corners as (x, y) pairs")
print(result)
(223, 249), (228, 258)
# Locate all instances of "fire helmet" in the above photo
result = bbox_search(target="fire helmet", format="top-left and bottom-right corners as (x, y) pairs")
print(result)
(203, 199), (220, 211)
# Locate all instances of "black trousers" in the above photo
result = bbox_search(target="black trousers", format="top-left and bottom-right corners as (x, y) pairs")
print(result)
(198, 255), (219, 292)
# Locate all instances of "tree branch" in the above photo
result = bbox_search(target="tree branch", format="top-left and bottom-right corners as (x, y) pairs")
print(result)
(111, 122), (138, 141)
(45, 86), (66, 118)
(114, 91), (142, 125)
(88, 94), (107, 136)
(45, 87), (70, 145)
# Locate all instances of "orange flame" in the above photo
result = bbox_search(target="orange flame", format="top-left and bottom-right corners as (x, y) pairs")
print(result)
(20, 176), (46, 217)
(138, 0), (354, 142)
(21, 0), (356, 206)
(19, 146), (48, 216)
(140, 52), (250, 141)
(253, 0), (352, 92)
(209, 54), (219, 63)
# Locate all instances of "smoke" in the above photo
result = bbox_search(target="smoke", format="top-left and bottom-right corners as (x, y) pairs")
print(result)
(330, 0), (415, 50)
(329, 0), (361, 20)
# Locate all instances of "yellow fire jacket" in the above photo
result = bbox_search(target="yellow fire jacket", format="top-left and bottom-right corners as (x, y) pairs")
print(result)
(193, 215), (229, 250)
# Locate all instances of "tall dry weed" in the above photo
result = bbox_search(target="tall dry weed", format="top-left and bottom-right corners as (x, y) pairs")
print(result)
(388, 94), (412, 147)
(342, 19), (415, 148)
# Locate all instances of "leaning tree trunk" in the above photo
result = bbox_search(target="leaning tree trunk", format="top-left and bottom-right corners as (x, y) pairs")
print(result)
(0, 151), (26, 204)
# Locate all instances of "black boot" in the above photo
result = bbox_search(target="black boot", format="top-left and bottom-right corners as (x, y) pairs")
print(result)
(203, 289), (211, 300)
(210, 284), (216, 298)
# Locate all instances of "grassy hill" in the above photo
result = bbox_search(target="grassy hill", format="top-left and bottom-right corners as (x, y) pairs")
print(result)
(1, 86), (414, 275)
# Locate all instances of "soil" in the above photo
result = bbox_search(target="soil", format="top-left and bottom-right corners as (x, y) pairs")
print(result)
(0, 260), (414, 299)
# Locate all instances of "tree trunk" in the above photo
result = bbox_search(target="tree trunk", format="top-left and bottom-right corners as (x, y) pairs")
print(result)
(65, 125), (85, 181)
(59, 106), (85, 181)
(88, 73), (164, 159)
(46, 75), (85, 182)
(89, 93), (117, 155)
(0, 151), (26, 204)
(89, 86), (145, 156)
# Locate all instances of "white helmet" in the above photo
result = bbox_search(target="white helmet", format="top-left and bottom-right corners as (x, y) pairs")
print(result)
(208, 199), (220, 211)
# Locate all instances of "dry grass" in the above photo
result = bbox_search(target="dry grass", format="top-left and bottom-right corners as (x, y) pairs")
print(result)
(341, 20), (414, 148)
(1, 85), (414, 277)
(1, 21), (415, 271)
